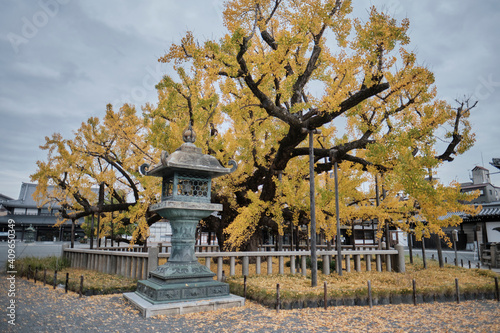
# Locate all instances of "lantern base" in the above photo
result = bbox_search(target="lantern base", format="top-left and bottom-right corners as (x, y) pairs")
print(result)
(135, 260), (230, 304)
(135, 278), (231, 304)
(124, 291), (245, 318)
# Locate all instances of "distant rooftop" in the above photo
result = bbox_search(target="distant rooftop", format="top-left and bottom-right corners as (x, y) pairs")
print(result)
(1, 183), (59, 209)
(0, 193), (14, 202)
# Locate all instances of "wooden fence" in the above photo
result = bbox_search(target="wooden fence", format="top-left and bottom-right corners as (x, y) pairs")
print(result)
(63, 244), (404, 280)
(95, 244), (220, 253)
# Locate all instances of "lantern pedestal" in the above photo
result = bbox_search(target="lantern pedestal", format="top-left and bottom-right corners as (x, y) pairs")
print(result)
(134, 201), (232, 303)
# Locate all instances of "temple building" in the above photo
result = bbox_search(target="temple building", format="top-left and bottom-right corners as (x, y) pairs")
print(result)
(0, 183), (85, 241)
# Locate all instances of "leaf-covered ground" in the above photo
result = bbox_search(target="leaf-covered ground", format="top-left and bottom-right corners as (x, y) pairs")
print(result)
(226, 259), (499, 303)
(1, 272), (499, 333)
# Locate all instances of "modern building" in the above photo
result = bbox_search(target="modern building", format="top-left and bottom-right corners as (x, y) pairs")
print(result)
(421, 165), (500, 251)
(147, 221), (172, 243)
(460, 166), (500, 203)
(0, 183), (85, 241)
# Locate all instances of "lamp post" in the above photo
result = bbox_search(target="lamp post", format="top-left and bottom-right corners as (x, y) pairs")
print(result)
(134, 125), (237, 304)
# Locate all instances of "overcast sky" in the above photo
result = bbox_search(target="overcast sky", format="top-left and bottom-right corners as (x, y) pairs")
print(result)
(1, 0), (499, 199)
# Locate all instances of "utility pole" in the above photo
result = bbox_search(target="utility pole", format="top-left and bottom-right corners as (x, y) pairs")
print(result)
(97, 182), (104, 248)
(375, 175), (381, 249)
(90, 213), (95, 249)
(303, 128), (321, 287)
(334, 160), (342, 276)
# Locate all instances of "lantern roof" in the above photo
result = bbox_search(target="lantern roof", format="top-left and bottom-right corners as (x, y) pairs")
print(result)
(143, 125), (236, 179)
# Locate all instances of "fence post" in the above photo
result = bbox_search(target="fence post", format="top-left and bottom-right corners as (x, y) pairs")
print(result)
(131, 257), (138, 279)
(242, 256), (249, 277)
(290, 255), (296, 274)
(65, 273), (69, 293)
(125, 257), (132, 279)
(345, 255), (351, 273)
(495, 277), (499, 302)
(368, 280), (372, 308)
(256, 256), (261, 275)
(455, 278), (460, 304)
(324, 281), (328, 310)
(412, 279), (417, 306)
(147, 245), (159, 276)
(61, 243), (69, 261)
(276, 283), (280, 313)
(376, 254), (382, 272)
(230, 257), (236, 276)
(268, 256), (273, 275)
(355, 254), (361, 272)
(79, 275), (84, 298)
(53, 270), (57, 289)
(279, 256), (284, 275)
(365, 254), (372, 272)
(395, 244), (406, 273)
(217, 257), (223, 281)
(323, 255), (330, 275)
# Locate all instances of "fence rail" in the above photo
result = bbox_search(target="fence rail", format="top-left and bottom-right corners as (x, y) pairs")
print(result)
(96, 244), (220, 253)
(63, 244), (405, 281)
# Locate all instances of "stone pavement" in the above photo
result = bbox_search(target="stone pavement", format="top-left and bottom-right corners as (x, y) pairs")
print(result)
(0, 241), (88, 268)
(1, 273), (499, 333)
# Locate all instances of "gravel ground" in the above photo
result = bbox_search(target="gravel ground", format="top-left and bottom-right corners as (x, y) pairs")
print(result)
(1, 273), (499, 333)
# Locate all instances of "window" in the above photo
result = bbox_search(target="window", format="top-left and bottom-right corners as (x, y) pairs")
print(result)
(13, 208), (25, 215)
(26, 209), (38, 215)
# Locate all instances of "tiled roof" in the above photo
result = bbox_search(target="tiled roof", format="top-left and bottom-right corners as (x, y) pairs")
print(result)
(1, 183), (59, 209)
(440, 202), (500, 220)
(479, 206), (500, 216)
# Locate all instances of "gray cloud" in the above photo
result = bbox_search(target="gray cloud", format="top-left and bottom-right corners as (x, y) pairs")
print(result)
(1, 0), (499, 198)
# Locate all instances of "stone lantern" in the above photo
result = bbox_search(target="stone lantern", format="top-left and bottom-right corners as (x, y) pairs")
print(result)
(128, 125), (242, 314)
(25, 224), (36, 243)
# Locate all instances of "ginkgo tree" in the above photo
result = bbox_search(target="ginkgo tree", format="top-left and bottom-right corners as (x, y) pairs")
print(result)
(145, 0), (479, 251)
(31, 104), (161, 246)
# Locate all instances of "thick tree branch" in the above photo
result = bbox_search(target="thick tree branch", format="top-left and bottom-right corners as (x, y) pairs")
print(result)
(436, 99), (477, 162)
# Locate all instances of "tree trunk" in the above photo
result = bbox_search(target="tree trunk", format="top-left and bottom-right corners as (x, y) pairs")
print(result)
(70, 219), (75, 248)
(435, 233), (444, 267)
(215, 227), (225, 251)
(244, 231), (262, 252)
(422, 236), (427, 269)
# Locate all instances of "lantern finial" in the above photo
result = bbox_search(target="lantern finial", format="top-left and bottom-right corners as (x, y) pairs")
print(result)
(182, 123), (196, 143)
